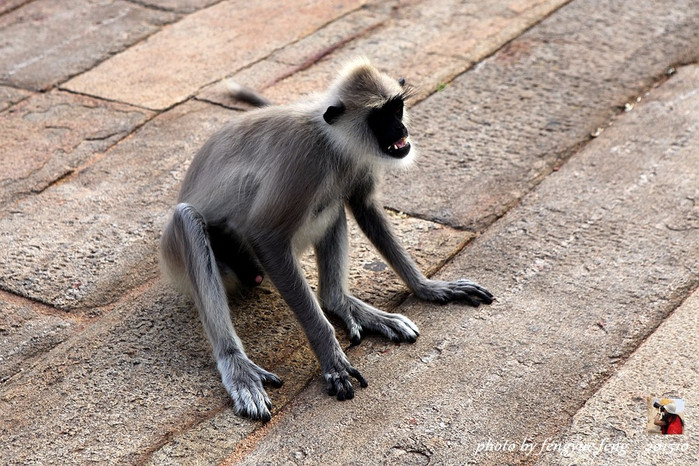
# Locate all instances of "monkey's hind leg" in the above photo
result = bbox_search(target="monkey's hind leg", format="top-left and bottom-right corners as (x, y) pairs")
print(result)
(315, 209), (419, 346)
(161, 203), (282, 421)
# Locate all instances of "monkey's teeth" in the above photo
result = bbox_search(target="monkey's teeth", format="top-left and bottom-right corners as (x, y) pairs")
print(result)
(389, 138), (408, 150)
(389, 137), (408, 151)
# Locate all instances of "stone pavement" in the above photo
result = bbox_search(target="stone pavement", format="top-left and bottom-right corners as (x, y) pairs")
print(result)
(0, 0), (697, 464)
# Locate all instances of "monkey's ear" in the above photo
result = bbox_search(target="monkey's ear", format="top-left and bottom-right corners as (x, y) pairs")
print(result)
(323, 102), (345, 125)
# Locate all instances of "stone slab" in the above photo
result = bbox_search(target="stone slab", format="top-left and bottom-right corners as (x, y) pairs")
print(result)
(383, 0), (699, 230)
(226, 63), (699, 465)
(0, 100), (234, 311)
(535, 289), (699, 465)
(0, 90), (152, 207)
(0, 214), (467, 464)
(196, 5), (389, 109)
(0, 285), (220, 464)
(0, 85), (30, 112)
(0, 0), (177, 91)
(62, 0), (368, 110)
(0, 292), (82, 384)
(200, 0), (569, 108)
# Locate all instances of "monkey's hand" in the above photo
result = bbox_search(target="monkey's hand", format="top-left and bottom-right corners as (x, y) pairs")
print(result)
(322, 349), (368, 401)
(327, 295), (419, 345)
(413, 279), (494, 306)
(217, 353), (283, 422)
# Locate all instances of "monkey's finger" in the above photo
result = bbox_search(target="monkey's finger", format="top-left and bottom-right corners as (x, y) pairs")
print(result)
(387, 324), (417, 344)
(337, 377), (355, 401)
(326, 374), (339, 397)
(332, 375), (352, 401)
(378, 324), (401, 343)
(393, 318), (420, 342)
(399, 315), (420, 334)
(472, 287), (494, 303)
(456, 280), (494, 303)
(347, 366), (368, 388)
(451, 291), (482, 307)
(468, 288), (494, 304)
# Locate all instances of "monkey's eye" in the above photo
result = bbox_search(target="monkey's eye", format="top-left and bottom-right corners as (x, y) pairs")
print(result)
(398, 78), (406, 87)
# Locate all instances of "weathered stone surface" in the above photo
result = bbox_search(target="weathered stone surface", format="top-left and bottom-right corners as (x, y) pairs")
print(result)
(0, 285), (220, 464)
(2, 0), (698, 463)
(0, 0), (32, 15)
(536, 289), (699, 465)
(197, 5), (388, 109)
(0, 91), (152, 206)
(0, 214), (467, 464)
(201, 0), (569, 108)
(136, 0), (219, 13)
(0, 101), (234, 311)
(270, 0), (570, 102)
(63, 0), (368, 109)
(0, 85), (29, 111)
(384, 0), (699, 230)
(0, 292), (81, 384)
(225, 63), (699, 465)
(0, 0), (177, 91)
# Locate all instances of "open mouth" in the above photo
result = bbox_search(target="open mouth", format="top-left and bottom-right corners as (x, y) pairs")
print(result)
(385, 136), (411, 158)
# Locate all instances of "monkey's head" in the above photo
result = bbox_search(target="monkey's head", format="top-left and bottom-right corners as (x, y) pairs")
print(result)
(322, 58), (416, 167)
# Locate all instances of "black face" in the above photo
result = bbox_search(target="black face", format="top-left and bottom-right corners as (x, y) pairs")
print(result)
(367, 96), (411, 159)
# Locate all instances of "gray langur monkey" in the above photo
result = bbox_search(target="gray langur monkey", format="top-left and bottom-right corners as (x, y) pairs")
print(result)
(160, 58), (493, 421)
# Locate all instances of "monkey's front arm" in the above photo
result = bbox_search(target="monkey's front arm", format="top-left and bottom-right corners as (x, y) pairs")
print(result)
(315, 208), (421, 345)
(251, 232), (367, 400)
(348, 194), (494, 307)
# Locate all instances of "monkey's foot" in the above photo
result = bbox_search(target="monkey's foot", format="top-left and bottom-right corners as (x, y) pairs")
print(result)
(217, 353), (283, 422)
(330, 295), (420, 345)
(323, 355), (368, 401)
(414, 279), (494, 306)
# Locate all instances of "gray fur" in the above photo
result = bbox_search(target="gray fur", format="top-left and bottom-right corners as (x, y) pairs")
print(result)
(160, 58), (493, 421)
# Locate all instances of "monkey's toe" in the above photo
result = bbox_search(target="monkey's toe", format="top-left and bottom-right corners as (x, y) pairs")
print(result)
(219, 355), (281, 422)
(264, 373), (284, 388)
(229, 384), (273, 422)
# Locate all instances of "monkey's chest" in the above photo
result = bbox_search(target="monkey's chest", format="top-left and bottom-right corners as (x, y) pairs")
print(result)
(292, 201), (342, 253)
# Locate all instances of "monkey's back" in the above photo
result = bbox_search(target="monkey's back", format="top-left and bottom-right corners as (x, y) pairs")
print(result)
(178, 104), (346, 235)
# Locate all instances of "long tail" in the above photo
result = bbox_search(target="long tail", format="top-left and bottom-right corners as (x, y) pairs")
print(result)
(225, 80), (272, 107)
(161, 202), (250, 358)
